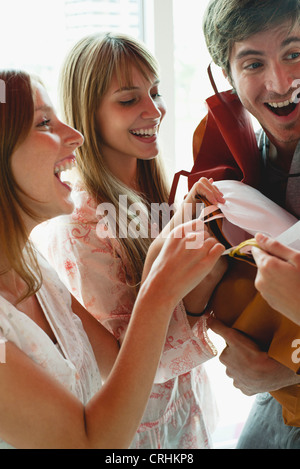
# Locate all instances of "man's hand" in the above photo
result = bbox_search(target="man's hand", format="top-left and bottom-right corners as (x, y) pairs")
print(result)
(208, 316), (300, 395)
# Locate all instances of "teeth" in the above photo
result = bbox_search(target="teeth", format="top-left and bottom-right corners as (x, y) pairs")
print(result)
(131, 127), (157, 137)
(54, 160), (75, 174)
(268, 97), (295, 108)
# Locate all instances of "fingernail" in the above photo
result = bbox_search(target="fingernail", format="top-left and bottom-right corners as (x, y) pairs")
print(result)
(255, 233), (267, 243)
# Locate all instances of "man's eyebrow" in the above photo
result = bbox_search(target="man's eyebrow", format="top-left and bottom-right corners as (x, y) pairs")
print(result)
(234, 37), (300, 62)
(234, 49), (265, 61)
(281, 36), (300, 48)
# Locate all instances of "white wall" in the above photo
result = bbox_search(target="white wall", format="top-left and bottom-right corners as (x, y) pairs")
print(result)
(143, 0), (176, 177)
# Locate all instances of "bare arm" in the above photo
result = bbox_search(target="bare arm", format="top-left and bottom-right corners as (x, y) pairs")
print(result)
(71, 296), (120, 382)
(0, 220), (224, 449)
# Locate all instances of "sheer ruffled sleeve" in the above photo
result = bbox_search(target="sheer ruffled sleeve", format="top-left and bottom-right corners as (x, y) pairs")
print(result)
(154, 301), (217, 383)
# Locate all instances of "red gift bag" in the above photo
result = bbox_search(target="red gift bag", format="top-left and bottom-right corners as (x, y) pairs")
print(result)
(169, 65), (262, 204)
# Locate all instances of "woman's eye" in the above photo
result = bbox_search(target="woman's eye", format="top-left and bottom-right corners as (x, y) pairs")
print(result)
(37, 118), (51, 128)
(119, 99), (136, 106)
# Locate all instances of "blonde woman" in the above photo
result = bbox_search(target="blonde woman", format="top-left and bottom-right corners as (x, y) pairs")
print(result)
(0, 68), (224, 449)
(33, 33), (226, 448)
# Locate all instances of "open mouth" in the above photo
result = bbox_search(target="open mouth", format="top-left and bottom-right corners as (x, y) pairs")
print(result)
(265, 95), (300, 117)
(54, 157), (75, 188)
(129, 126), (158, 139)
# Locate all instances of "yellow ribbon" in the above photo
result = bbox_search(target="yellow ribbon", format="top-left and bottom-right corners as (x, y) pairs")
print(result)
(229, 238), (260, 259)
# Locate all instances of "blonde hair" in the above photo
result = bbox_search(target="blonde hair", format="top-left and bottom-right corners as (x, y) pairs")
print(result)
(0, 70), (42, 302)
(59, 32), (170, 294)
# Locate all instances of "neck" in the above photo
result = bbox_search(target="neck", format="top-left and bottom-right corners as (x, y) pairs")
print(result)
(22, 213), (40, 237)
(102, 151), (139, 190)
(0, 269), (27, 305)
(0, 215), (33, 301)
(266, 135), (297, 172)
(115, 163), (138, 190)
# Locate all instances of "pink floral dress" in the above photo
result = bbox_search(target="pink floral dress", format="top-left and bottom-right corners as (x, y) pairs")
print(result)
(31, 185), (218, 449)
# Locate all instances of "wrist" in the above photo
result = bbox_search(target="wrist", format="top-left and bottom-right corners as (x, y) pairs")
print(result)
(139, 269), (179, 313)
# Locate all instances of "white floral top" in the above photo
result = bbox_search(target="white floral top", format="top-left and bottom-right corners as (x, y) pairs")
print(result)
(0, 252), (102, 449)
(31, 185), (218, 449)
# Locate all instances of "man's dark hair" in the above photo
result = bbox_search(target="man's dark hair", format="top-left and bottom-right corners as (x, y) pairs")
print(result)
(203, 0), (300, 78)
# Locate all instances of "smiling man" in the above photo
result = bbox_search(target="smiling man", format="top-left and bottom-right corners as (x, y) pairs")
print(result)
(203, 0), (300, 449)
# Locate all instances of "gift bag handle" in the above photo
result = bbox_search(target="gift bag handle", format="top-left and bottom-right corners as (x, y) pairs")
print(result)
(208, 62), (219, 96)
(168, 64), (220, 205)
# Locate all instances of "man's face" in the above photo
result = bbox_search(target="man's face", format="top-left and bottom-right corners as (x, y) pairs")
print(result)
(229, 21), (300, 150)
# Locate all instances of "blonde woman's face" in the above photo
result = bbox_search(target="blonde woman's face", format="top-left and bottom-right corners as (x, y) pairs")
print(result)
(95, 66), (166, 183)
(11, 83), (83, 227)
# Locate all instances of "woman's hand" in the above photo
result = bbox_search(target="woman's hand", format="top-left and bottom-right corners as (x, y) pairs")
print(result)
(144, 178), (227, 321)
(145, 218), (226, 307)
(180, 178), (226, 320)
(167, 177), (225, 235)
(184, 177), (225, 207)
(0, 219), (224, 450)
(252, 233), (300, 325)
(146, 178), (225, 271)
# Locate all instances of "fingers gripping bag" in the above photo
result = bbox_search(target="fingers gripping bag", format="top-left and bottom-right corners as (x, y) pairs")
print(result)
(200, 180), (300, 426)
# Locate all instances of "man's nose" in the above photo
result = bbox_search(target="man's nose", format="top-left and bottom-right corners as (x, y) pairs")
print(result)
(265, 63), (294, 96)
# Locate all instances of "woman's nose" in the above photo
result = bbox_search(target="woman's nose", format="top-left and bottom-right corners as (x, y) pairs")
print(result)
(63, 124), (84, 148)
(141, 96), (163, 119)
